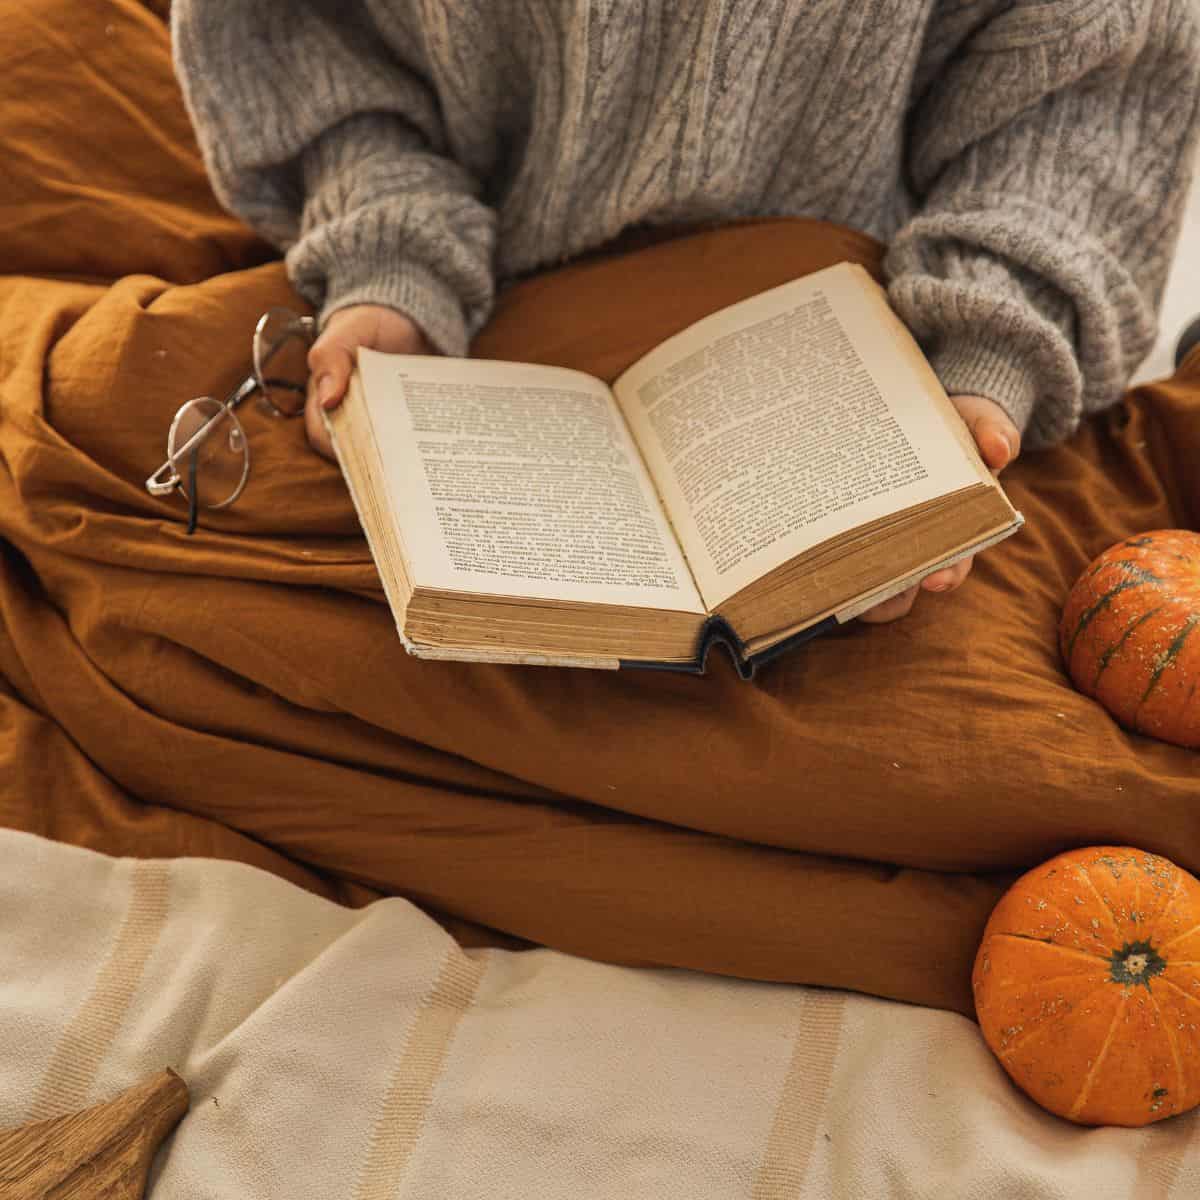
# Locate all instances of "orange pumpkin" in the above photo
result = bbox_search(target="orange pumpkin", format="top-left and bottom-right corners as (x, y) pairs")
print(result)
(1059, 530), (1200, 749)
(973, 845), (1200, 1126)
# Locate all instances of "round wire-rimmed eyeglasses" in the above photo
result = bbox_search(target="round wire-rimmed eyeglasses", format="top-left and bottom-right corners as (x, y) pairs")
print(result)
(144, 307), (316, 534)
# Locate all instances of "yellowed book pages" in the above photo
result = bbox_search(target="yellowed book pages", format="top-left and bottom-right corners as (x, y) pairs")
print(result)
(352, 349), (705, 616)
(611, 261), (996, 610)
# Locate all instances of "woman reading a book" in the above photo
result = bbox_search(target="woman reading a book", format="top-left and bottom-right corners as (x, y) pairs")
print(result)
(172, 1), (1198, 624)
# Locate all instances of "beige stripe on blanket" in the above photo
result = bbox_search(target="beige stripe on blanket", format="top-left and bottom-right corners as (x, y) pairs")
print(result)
(355, 951), (487, 1200)
(25, 860), (171, 1123)
(0, 828), (1197, 1198)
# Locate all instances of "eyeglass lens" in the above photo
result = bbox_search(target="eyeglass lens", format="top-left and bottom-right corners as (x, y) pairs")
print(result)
(167, 398), (249, 510)
(253, 309), (312, 417)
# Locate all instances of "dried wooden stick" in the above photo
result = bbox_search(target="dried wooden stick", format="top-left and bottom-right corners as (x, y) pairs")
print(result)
(0, 1068), (190, 1199)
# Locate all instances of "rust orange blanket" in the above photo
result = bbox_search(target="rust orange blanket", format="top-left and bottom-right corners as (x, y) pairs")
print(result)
(1, 0), (1197, 1019)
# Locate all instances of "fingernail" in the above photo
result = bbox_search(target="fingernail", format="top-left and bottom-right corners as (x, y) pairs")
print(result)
(314, 373), (335, 409)
(925, 580), (951, 592)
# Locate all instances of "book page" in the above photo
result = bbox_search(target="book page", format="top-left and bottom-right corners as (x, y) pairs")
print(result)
(354, 349), (705, 613)
(612, 262), (988, 609)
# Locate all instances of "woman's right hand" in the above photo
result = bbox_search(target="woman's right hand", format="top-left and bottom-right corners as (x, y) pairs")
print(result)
(304, 304), (436, 460)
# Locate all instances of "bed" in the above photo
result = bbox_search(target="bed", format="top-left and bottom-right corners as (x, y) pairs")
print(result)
(2, 2), (1198, 1194)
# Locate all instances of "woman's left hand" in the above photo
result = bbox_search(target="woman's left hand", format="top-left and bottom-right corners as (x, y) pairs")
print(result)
(857, 393), (1021, 624)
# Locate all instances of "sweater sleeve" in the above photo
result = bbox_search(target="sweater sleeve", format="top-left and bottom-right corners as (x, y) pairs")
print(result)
(885, 0), (1200, 450)
(170, 0), (497, 357)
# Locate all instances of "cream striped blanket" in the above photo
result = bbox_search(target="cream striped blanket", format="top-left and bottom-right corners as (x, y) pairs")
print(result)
(2, 827), (1198, 1197)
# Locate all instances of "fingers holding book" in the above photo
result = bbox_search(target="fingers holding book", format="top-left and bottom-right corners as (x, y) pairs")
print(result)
(949, 394), (1021, 475)
(304, 304), (435, 460)
(858, 393), (1019, 624)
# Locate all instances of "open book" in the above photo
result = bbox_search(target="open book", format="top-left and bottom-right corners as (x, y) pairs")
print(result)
(324, 261), (1023, 677)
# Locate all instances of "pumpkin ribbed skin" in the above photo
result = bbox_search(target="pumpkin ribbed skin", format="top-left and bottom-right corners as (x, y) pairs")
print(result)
(1059, 530), (1200, 749)
(973, 846), (1200, 1127)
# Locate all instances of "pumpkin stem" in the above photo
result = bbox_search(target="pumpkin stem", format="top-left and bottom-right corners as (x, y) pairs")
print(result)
(1108, 939), (1167, 989)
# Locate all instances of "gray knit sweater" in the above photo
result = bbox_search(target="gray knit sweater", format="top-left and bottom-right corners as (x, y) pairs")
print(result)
(172, 1), (1200, 449)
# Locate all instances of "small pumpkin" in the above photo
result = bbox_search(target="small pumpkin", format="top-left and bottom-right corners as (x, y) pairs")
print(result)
(973, 845), (1200, 1126)
(1059, 530), (1200, 749)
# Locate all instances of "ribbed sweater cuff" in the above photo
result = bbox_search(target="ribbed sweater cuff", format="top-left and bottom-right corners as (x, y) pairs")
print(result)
(928, 335), (1040, 434)
(317, 258), (470, 359)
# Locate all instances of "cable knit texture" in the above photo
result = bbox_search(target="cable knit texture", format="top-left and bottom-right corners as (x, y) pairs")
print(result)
(172, 0), (1200, 449)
